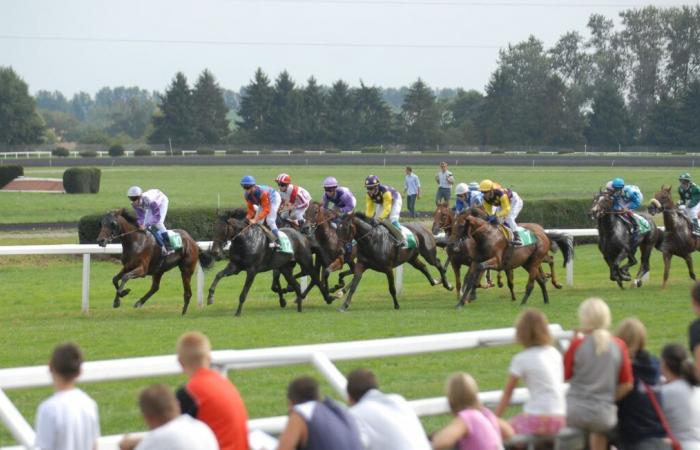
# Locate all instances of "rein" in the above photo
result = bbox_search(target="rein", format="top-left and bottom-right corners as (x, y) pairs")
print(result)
(105, 228), (141, 243)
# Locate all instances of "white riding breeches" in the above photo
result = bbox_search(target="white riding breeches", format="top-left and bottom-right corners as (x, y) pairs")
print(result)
(255, 193), (281, 232)
(281, 207), (307, 222)
(505, 192), (523, 231)
(683, 203), (700, 223)
(145, 198), (168, 232)
(374, 195), (403, 223)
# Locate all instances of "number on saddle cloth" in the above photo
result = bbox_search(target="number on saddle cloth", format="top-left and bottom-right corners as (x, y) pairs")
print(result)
(398, 226), (417, 249)
(497, 224), (537, 247)
(276, 231), (294, 254)
(631, 213), (651, 235)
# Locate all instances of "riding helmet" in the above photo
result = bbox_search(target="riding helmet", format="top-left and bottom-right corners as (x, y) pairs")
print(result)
(479, 179), (494, 192)
(468, 182), (480, 191)
(679, 173), (692, 181)
(365, 175), (380, 188)
(127, 186), (143, 197)
(240, 175), (256, 188)
(612, 178), (625, 189)
(455, 183), (469, 195)
(323, 176), (338, 188)
(275, 173), (291, 184)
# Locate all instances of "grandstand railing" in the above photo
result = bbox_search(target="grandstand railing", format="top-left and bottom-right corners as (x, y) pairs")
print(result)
(0, 325), (573, 450)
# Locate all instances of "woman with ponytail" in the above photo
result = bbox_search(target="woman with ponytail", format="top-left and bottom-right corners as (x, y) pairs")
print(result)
(564, 298), (634, 450)
(660, 343), (700, 449)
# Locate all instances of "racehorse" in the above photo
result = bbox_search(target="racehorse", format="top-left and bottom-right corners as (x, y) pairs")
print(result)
(454, 211), (573, 307)
(207, 209), (332, 316)
(589, 191), (659, 288)
(335, 212), (453, 311)
(648, 185), (699, 287)
(96, 209), (214, 315)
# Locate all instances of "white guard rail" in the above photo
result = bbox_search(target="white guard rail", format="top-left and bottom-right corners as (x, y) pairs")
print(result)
(0, 326), (573, 450)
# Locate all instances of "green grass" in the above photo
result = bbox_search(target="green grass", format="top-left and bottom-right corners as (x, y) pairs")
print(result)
(0, 242), (694, 445)
(0, 164), (691, 223)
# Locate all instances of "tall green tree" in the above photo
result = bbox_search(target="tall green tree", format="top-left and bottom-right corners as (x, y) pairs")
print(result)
(584, 80), (631, 146)
(400, 78), (441, 148)
(300, 77), (326, 144)
(70, 92), (93, 121)
(149, 72), (199, 144)
(644, 94), (683, 146)
(35, 90), (71, 113)
(662, 6), (700, 95)
(353, 81), (392, 144)
(268, 71), (302, 144)
(237, 68), (274, 142)
(192, 69), (230, 144)
(0, 67), (44, 145)
(326, 80), (355, 146)
(478, 69), (517, 145)
(680, 80), (700, 146)
(442, 89), (483, 144)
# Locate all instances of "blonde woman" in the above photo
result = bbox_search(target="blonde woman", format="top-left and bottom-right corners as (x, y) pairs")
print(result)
(564, 298), (633, 450)
(431, 372), (513, 450)
(495, 309), (566, 436)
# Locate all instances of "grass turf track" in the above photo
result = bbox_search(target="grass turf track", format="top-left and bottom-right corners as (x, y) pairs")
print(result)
(1, 164), (695, 223)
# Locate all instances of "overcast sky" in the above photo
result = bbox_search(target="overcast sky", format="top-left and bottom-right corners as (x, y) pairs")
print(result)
(0, 0), (689, 96)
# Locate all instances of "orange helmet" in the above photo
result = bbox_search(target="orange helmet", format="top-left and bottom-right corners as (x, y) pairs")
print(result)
(275, 173), (291, 185)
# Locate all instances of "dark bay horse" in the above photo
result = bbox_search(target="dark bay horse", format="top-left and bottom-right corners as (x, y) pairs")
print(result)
(207, 209), (332, 316)
(648, 185), (699, 287)
(454, 213), (573, 307)
(590, 192), (659, 288)
(335, 212), (453, 311)
(96, 209), (214, 315)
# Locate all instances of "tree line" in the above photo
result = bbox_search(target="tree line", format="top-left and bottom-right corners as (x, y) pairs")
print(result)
(1, 5), (699, 149)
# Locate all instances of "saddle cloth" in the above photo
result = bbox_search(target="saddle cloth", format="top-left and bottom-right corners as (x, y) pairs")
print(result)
(277, 230), (294, 254)
(498, 225), (537, 246)
(399, 226), (418, 249)
(631, 214), (651, 235)
(166, 230), (183, 250)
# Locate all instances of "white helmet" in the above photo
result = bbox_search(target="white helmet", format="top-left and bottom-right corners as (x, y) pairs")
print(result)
(604, 181), (613, 193)
(455, 183), (469, 195)
(468, 182), (479, 191)
(127, 186), (143, 197)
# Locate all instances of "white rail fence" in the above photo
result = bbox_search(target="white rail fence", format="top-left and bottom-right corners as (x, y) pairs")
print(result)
(0, 325), (573, 450)
(0, 228), (592, 313)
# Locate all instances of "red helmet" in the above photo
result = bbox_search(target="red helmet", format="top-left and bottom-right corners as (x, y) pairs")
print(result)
(275, 173), (291, 185)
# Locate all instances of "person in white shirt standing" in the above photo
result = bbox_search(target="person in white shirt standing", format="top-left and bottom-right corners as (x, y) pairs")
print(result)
(435, 161), (455, 206)
(275, 173), (312, 228)
(346, 368), (431, 450)
(35, 342), (100, 450)
(119, 384), (219, 450)
(403, 167), (421, 218)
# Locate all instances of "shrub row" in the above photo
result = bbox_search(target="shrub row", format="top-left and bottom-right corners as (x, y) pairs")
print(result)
(0, 165), (23, 188)
(63, 168), (101, 194)
(52, 147), (70, 157)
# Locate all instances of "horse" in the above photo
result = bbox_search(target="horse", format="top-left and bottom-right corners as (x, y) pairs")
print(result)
(589, 191), (659, 288)
(648, 185), (699, 287)
(207, 209), (332, 316)
(334, 212), (453, 311)
(96, 209), (214, 315)
(454, 211), (573, 306)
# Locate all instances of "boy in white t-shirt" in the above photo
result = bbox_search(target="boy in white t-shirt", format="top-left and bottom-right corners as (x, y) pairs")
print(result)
(35, 342), (100, 450)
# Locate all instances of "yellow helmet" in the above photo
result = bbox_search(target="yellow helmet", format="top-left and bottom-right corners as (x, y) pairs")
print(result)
(479, 179), (494, 192)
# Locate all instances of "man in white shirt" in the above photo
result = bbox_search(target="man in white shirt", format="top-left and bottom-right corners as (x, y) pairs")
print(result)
(346, 368), (431, 450)
(119, 384), (219, 450)
(404, 167), (421, 218)
(434, 162), (454, 206)
(35, 343), (100, 450)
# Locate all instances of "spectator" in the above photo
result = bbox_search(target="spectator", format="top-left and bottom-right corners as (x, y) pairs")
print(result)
(564, 298), (633, 450)
(434, 162), (454, 206)
(615, 318), (668, 450)
(346, 368), (431, 450)
(404, 166), (421, 218)
(431, 372), (514, 450)
(660, 343), (700, 449)
(277, 375), (363, 450)
(689, 281), (700, 374)
(175, 331), (249, 450)
(118, 384), (218, 450)
(495, 309), (566, 437)
(34, 342), (100, 450)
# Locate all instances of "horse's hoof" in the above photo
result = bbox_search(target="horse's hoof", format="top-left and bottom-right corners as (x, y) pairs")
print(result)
(118, 288), (131, 298)
(553, 283), (563, 289)
(324, 296), (335, 305)
(207, 297), (214, 306)
(234, 311), (241, 317)
(334, 289), (345, 299)
(133, 301), (143, 308)
(113, 299), (121, 308)
(635, 279), (642, 288)
(497, 282), (503, 288)
(445, 283), (454, 291)
(279, 299), (287, 308)
(337, 306), (348, 312)
(431, 278), (439, 286)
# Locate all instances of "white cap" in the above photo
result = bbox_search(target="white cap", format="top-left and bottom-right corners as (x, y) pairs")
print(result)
(455, 183), (469, 195)
(127, 186), (143, 197)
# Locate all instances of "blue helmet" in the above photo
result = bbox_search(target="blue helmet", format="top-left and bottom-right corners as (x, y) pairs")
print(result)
(611, 178), (625, 189)
(364, 175), (380, 189)
(240, 175), (256, 187)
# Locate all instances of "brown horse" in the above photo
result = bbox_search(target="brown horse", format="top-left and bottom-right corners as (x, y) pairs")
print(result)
(96, 209), (214, 315)
(454, 213), (573, 306)
(648, 185), (699, 287)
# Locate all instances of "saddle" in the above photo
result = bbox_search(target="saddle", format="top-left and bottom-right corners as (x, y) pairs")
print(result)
(497, 224), (536, 247)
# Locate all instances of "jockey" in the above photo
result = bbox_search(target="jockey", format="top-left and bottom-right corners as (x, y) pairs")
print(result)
(275, 173), (311, 227)
(127, 186), (172, 255)
(678, 172), (700, 235)
(609, 177), (643, 246)
(454, 182), (484, 213)
(321, 177), (356, 215)
(364, 175), (405, 247)
(241, 175), (282, 249)
(479, 179), (524, 246)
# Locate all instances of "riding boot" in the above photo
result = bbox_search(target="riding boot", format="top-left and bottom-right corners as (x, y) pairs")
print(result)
(269, 230), (281, 249)
(383, 219), (405, 248)
(159, 231), (174, 256)
(512, 231), (523, 247)
(693, 219), (700, 237)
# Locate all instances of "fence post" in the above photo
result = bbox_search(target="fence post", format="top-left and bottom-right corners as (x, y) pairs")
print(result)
(566, 260), (574, 286)
(395, 265), (403, 296)
(0, 388), (36, 447)
(197, 264), (204, 308)
(300, 276), (308, 293)
(82, 253), (91, 313)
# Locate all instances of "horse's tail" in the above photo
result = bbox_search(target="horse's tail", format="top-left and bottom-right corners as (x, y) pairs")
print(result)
(546, 232), (574, 268)
(198, 250), (216, 269)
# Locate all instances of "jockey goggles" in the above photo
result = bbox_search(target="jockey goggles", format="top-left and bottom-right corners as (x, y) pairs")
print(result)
(324, 187), (336, 192)
(128, 196), (140, 202)
(277, 182), (289, 188)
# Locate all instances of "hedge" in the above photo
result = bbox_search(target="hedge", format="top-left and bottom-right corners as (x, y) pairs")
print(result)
(108, 145), (125, 157)
(197, 149), (215, 155)
(78, 199), (595, 244)
(134, 148), (152, 157)
(79, 150), (98, 158)
(52, 147), (70, 157)
(0, 165), (23, 188)
(63, 168), (101, 194)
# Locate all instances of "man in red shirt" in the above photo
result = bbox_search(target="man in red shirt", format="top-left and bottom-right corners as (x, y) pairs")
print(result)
(176, 331), (249, 450)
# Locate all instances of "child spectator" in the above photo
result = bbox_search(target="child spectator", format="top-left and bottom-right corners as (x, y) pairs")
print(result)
(34, 342), (100, 450)
(495, 309), (566, 436)
(175, 331), (249, 450)
(615, 318), (668, 450)
(689, 281), (700, 374)
(277, 375), (363, 450)
(660, 343), (700, 449)
(564, 298), (633, 450)
(118, 384), (218, 450)
(346, 367), (431, 450)
(432, 372), (514, 450)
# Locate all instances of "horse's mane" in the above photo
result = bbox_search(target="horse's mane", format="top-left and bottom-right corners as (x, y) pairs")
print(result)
(220, 208), (248, 221)
(113, 208), (139, 226)
(353, 212), (371, 223)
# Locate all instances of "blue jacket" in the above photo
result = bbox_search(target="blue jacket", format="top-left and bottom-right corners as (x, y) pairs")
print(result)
(613, 185), (642, 211)
(455, 191), (483, 213)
